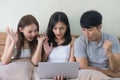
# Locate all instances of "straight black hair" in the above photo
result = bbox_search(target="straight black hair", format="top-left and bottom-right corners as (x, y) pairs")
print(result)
(46, 12), (71, 47)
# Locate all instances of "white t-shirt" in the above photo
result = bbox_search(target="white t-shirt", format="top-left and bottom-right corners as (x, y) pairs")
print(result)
(47, 44), (70, 62)
(12, 48), (31, 59)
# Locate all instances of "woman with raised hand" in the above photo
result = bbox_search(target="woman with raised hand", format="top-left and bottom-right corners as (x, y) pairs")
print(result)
(34, 12), (76, 80)
(0, 14), (46, 80)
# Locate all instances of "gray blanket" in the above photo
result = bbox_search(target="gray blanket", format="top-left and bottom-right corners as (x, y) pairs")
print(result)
(0, 58), (34, 80)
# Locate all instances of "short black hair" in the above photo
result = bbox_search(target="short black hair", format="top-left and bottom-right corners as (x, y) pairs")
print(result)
(80, 10), (102, 28)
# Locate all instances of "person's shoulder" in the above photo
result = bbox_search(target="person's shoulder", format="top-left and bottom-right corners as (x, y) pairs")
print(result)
(73, 34), (88, 47)
(103, 32), (117, 39)
(71, 34), (83, 43)
(102, 32), (118, 41)
(75, 34), (86, 42)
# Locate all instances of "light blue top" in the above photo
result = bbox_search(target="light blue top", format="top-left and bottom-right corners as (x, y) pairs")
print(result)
(74, 32), (120, 69)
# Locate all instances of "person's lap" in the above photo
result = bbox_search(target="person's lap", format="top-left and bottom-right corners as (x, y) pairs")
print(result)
(110, 78), (120, 80)
(33, 68), (120, 80)
(70, 69), (110, 80)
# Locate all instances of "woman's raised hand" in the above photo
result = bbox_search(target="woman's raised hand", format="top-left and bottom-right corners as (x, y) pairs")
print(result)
(6, 27), (18, 44)
(37, 33), (47, 44)
(43, 37), (53, 56)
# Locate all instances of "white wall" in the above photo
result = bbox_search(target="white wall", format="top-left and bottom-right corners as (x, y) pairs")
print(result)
(0, 0), (120, 36)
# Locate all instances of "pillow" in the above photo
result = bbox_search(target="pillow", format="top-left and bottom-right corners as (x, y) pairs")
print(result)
(0, 58), (34, 80)
(71, 69), (110, 80)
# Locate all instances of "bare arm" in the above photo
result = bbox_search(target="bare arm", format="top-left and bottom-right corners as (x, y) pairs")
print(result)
(75, 57), (117, 77)
(103, 40), (120, 72)
(114, 54), (120, 70)
(1, 28), (17, 65)
(1, 36), (15, 64)
(69, 37), (76, 62)
(31, 41), (42, 66)
(106, 52), (120, 72)
(31, 34), (46, 66)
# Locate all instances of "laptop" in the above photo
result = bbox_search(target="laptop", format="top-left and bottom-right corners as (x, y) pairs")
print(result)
(38, 62), (80, 79)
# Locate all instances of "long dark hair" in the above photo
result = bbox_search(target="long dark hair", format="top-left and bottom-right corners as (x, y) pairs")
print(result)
(15, 14), (39, 59)
(46, 12), (71, 47)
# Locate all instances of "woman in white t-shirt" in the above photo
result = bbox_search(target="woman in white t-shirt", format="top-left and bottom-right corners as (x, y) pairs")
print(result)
(43, 12), (75, 62)
(34, 12), (76, 80)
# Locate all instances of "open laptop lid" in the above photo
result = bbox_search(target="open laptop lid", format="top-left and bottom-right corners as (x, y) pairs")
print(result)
(38, 62), (80, 79)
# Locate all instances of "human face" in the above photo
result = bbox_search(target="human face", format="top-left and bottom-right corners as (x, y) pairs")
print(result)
(82, 25), (101, 42)
(19, 24), (38, 41)
(53, 22), (67, 40)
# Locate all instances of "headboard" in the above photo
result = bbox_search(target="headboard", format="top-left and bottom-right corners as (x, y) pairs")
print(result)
(0, 32), (7, 57)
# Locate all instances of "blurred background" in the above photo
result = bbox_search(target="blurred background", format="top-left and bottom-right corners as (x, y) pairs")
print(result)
(0, 0), (120, 36)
